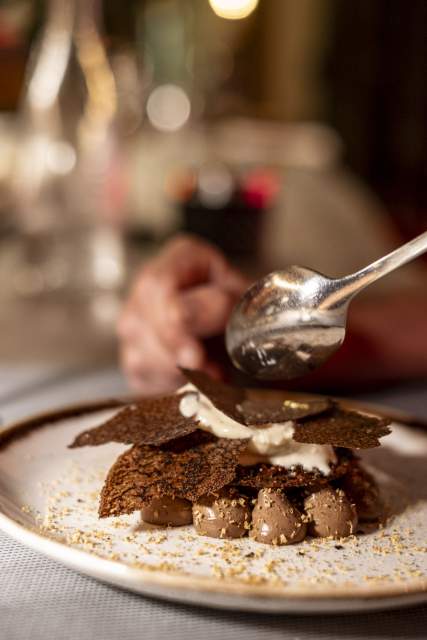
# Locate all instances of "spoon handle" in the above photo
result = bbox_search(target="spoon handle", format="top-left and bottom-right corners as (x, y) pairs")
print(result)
(330, 231), (427, 305)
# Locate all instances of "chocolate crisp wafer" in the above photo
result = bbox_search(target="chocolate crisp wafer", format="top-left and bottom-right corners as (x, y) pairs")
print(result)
(70, 395), (198, 448)
(293, 408), (391, 449)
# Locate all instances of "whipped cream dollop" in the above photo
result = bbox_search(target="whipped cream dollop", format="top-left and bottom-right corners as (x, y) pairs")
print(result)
(178, 384), (336, 475)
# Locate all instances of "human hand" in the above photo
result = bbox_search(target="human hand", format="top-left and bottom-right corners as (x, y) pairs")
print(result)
(118, 235), (249, 394)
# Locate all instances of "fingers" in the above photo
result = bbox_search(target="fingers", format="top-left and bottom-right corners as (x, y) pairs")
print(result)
(125, 267), (190, 362)
(117, 234), (250, 394)
(153, 234), (228, 289)
(118, 301), (206, 373)
(210, 259), (250, 296)
(119, 314), (206, 394)
(126, 235), (248, 359)
(179, 284), (240, 337)
(150, 234), (249, 293)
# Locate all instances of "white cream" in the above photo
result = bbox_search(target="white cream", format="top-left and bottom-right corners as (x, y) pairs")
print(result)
(178, 384), (336, 475)
(179, 391), (252, 439)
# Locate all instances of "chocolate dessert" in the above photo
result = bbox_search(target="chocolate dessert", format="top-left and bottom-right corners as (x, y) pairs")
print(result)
(70, 369), (390, 545)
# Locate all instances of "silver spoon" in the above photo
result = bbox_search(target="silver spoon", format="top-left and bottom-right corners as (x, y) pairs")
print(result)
(226, 231), (427, 380)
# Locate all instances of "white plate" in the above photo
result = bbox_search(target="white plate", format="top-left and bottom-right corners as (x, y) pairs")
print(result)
(0, 399), (426, 614)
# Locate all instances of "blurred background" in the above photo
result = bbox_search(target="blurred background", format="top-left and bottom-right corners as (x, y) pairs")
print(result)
(0, 0), (426, 377)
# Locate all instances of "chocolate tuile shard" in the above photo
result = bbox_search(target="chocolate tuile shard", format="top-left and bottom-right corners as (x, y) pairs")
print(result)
(180, 370), (388, 451)
(70, 370), (389, 454)
(99, 435), (248, 518)
(181, 368), (332, 425)
(293, 408), (391, 449)
(180, 368), (245, 422)
(235, 450), (354, 490)
(240, 397), (333, 425)
(69, 395), (199, 448)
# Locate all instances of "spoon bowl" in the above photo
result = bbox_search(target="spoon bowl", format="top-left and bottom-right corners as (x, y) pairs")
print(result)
(226, 231), (427, 380)
(226, 267), (347, 380)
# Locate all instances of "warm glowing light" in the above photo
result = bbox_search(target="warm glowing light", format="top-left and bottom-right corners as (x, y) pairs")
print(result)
(91, 229), (124, 289)
(76, 27), (117, 130)
(28, 2), (74, 110)
(28, 30), (72, 110)
(198, 163), (233, 208)
(46, 141), (76, 175)
(146, 84), (191, 132)
(209, 0), (258, 20)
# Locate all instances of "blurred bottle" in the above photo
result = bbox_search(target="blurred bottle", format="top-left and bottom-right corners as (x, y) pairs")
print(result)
(8, 0), (126, 302)
(171, 161), (279, 270)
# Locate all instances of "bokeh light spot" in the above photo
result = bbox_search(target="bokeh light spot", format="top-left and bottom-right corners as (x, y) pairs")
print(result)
(209, 0), (259, 20)
(146, 84), (191, 132)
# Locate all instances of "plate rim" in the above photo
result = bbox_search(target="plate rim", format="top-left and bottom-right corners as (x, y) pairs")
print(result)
(0, 394), (426, 604)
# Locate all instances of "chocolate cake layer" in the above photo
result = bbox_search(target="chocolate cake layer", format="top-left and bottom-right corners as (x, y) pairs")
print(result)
(99, 434), (247, 518)
(234, 450), (354, 490)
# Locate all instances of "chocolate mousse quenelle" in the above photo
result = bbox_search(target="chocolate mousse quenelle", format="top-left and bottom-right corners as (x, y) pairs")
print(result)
(70, 369), (390, 545)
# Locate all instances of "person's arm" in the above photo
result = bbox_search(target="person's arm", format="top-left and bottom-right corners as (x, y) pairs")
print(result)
(297, 289), (427, 391)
